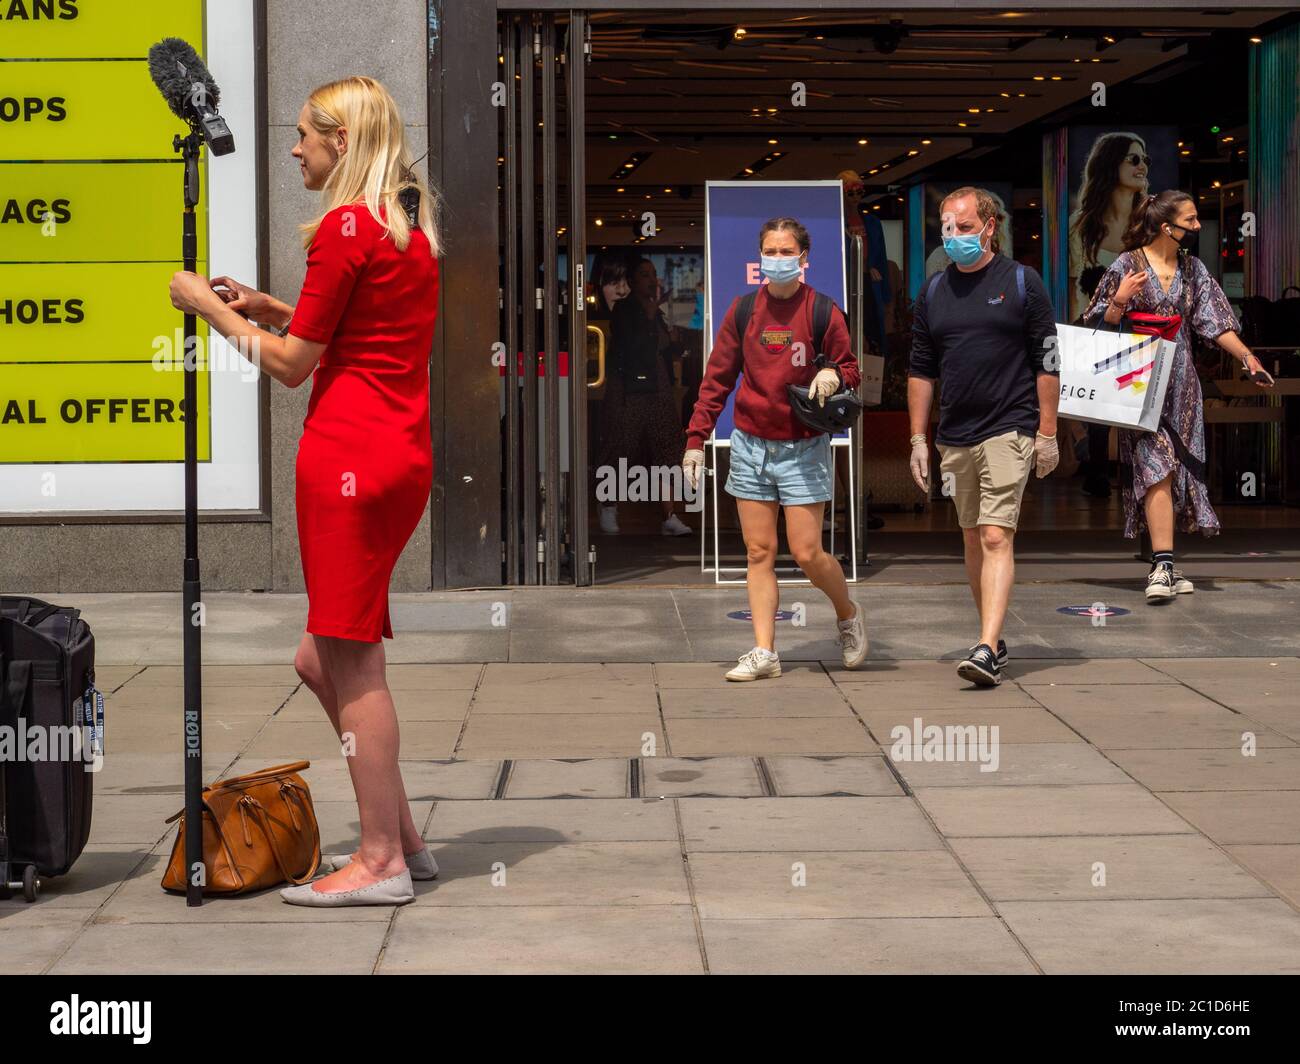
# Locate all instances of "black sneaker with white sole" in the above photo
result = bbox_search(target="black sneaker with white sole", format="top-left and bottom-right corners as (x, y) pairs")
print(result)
(968, 639), (1008, 669)
(957, 643), (1002, 687)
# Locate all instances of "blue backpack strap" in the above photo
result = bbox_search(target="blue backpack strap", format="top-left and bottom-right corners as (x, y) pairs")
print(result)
(1015, 263), (1026, 307)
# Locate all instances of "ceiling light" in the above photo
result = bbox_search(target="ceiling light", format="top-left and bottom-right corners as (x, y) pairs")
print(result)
(1250, 36), (1262, 44)
(921, 139), (932, 145)
(594, 219), (603, 227)
(733, 27), (747, 40)
(858, 138), (868, 145)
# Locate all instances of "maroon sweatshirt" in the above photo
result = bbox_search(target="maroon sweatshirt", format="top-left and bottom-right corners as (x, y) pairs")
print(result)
(686, 283), (860, 450)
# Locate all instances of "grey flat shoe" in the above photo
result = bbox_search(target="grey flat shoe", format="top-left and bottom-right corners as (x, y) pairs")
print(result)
(280, 868), (414, 907)
(321, 846), (439, 881)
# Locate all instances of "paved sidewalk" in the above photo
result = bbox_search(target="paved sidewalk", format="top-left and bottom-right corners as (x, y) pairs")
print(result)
(3, 586), (1299, 973)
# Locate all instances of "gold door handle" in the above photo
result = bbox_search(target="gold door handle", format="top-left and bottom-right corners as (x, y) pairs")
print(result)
(586, 323), (606, 389)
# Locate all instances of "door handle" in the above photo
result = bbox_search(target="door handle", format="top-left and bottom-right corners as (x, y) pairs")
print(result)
(586, 323), (606, 389)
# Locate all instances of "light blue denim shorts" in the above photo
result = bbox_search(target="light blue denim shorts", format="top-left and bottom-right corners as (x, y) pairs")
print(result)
(725, 427), (833, 505)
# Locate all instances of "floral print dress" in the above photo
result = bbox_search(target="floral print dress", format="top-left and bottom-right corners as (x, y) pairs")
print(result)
(1083, 250), (1240, 539)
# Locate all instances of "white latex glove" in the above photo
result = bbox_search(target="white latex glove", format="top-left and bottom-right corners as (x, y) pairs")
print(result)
(1034, 432), (1059, 478)
(682, 448), (705, 490)
(809, 368), (840, 407)
(909, 434), (929, 492)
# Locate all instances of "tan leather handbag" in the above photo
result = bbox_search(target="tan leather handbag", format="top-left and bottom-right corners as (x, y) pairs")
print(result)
(161, 760), (321, 895)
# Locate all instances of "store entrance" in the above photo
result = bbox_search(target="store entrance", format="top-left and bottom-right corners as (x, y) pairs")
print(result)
(498, 6), (1297, 586)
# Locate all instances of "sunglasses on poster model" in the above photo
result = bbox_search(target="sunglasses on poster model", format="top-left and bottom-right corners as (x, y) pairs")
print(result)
(1124, 153), (1152, 168)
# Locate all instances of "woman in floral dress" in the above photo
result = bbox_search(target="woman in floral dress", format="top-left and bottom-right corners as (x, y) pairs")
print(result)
(1084, 190), (1274, 603)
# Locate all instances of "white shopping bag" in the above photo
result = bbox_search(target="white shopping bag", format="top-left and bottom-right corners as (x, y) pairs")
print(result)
(859, 353), (884, 406)
(1054, 323), (1175, 432)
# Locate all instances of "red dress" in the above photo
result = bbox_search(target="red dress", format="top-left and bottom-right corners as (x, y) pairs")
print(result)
(289, 202), (439, 642)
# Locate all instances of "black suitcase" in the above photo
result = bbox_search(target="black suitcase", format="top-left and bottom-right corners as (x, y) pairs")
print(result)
(0, 595), (99, 901)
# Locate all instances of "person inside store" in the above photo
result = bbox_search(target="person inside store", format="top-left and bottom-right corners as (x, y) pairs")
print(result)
(682, 216), (867, 681)
(1083, 189), (1275, 603)
(168, 76), (439, 907)
(908, 187), (1060, 687)
(1068, 131), (1150, 321)
(597, 256), (693, 536)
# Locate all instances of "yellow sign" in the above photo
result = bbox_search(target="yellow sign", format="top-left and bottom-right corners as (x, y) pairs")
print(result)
(0, 0), (212, 466)
(0, 162), (208, 261)
(0, 262), (209, 362)
(0, 1), (203, 61)
(1, 361), (211, 462)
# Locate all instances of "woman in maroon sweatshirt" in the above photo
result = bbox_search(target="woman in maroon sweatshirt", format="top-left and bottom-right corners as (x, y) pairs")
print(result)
(683, 217), (867, 681)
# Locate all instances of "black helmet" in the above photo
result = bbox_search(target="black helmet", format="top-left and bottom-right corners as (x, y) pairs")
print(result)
(785, 383), (863, 434)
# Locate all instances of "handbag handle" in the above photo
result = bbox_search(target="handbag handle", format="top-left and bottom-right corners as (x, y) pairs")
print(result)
(241, 791), (321, 885)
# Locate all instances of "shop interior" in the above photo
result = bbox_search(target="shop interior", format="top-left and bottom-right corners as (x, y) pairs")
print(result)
(501, 8), (1300, 585)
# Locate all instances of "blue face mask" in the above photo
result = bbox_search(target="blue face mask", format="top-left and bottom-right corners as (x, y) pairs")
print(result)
(760, 254), (804, 284)
(942, 226), (989, 267)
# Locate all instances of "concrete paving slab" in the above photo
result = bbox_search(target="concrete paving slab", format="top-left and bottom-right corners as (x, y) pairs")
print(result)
(221, 753), (482, 804)
(0, 921), (88, 975)
(471, 686), (659, 713)
(88, 795), (191, 846)
(889, 742), (1130, 788)
(658, 687), (853, 719)
(1156, 791), (1300, 846)
(427, 798), (678, 843)
(701, 916), (1035, 974)
(412, 841), (690, 906)
(856, 706), (1083, 746)
(457, 714), (663, 759)
(666, 716), (877, 756)
(93, 852), (395, 924)
(509, 627), (684, 661)
(51, 921), (391, 974)
(383, 664), (484, 690)
(380, 905), (703, 974)
(1106, 747), (1300, 791)
(678, 797), (943, 852)
(1010, 659), (1169, 684)
(272, 686), (474, 722)
(0, 847), (152, 911)
(123, 664), (302, 687)
(842, 681), (1039, 713)
(1164, 678), (1297, 716)
(94, 753), (236, 796)
(479, 662), (654, 688)
(1224, 845), (1300, 907)
(106, 684), (294, 717)
(690, 851), (993, 919)
(1141, 657), (1300, 682)
(997, 898), (1300, 974)
(503, 758), (629, 799)
(1026, 687), (1295, 750)
(312, 799), (435, 853)
(655, 661), (832, 688)
(765, 755), (904, 797)
(641, 756), (765, 798)
(914, 784), (1195, 837)
(242, 720), (461, 760)
(822, 659), (968, 684)
(950, 835), (1275, 901)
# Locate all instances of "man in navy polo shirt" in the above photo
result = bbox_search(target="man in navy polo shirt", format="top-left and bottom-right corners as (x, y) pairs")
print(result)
(907, 186), (1060, 686)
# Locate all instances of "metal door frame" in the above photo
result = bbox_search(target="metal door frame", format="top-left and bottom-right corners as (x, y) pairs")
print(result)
(500, 10), (591, 586)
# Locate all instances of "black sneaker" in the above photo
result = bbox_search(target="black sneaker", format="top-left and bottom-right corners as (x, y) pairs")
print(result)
(968, 639), (1008, 669)
(957, 643), (1002, 687)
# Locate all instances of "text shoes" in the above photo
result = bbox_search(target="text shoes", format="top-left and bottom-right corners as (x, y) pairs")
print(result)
(320, 846), (439, 881)
(280, 868), (415, 907)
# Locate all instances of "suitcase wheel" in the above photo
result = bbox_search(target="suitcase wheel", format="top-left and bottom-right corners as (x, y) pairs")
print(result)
(23, 865), (38, 903)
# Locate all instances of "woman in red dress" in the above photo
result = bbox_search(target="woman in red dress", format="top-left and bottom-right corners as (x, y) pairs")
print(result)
(169, 76), (439, 907)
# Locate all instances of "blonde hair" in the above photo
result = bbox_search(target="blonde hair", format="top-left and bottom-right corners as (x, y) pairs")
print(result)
(939, 185), (1004, 255)
(299, 76), (440, 256)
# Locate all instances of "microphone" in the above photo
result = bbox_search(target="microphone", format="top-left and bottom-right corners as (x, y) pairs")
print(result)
(147, 37), (235, 155)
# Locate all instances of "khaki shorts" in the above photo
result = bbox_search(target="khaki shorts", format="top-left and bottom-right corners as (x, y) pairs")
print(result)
(937, 430), (1035, 530)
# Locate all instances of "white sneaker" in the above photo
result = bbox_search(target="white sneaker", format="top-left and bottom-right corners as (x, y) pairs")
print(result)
(725, 647), (782, 682)
(837, 602), (869, 669)
(1146, 566), (1175, 602)
(599, 505), (619, 535)
(662, 512), (692, 536)
(1171, 568), (1194, 594)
